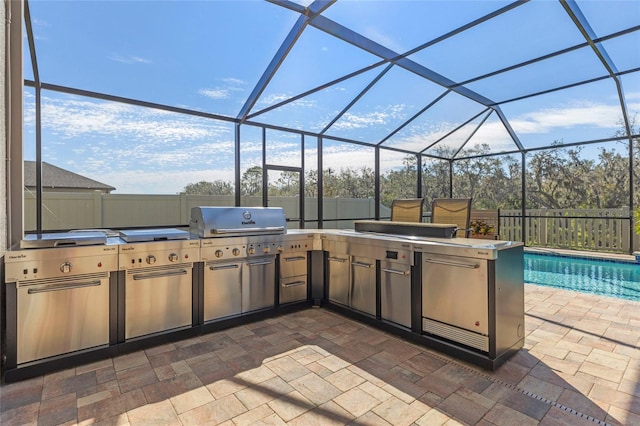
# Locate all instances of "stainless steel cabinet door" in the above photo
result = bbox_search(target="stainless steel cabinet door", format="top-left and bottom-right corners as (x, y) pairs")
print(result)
(351, 256), (376, 315)
(17, 276), (110, 364)
(204, 261), (242, 321)
(422, 254), (488, 334)
(243, 257), (276, 312)
(125, 268), (192, 339)
(380, 260), (411, 327)
(327, 254), (350, 306)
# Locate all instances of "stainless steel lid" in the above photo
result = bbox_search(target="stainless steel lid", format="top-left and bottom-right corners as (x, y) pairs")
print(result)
(354, 220), (458, 239)
(190, 206), (287, 238)
(119, 228), (190, 243)
(20, 231), (108, 249)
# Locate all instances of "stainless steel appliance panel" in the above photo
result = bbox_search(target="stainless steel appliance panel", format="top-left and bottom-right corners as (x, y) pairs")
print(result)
(5, 245), (119, 282)
(327, 254), (350, 306)
(280, 251), (308, 304)
(380, 260), (412, 328)
(204, 261), (242, 321)
(280, 253), (307, 277)
(280, 275), (308, 304)
(242, 256), (276, 312)
(422, 254), (488, 335)
(17, 273), (110, 364)
(125, 265), (193, 339)
(350, 255), (376, 315)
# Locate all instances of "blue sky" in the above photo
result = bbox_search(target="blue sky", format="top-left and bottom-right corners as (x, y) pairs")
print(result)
(23, 0), (640, 194)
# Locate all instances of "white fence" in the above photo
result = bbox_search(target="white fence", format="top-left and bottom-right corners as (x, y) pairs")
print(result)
(25, 193), (638, 253)
(25, 192), (385, 231)
(500, 208), (637, 253)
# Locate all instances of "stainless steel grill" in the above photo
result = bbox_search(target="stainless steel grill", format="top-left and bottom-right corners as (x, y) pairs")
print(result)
(190, 206), (287, 238)
(191, 207), (287, 321)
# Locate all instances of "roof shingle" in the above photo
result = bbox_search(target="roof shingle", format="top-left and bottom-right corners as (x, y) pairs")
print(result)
(24, 161), (115, 192)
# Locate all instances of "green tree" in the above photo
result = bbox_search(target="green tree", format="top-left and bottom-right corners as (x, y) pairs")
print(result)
(380, 156), (418, 208)
(180, 180), (233, 195)
(269, 170), (299, 196)
(241, 166), (262, 196)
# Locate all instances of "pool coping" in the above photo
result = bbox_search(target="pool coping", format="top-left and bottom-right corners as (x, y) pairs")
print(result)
(524, 247), (636, 264)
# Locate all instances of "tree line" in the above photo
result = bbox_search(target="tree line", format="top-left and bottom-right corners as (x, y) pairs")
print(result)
(181, 121), (639, 211)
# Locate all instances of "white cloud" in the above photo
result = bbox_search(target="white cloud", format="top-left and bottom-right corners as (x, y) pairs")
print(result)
(511, 102), (622, 134)
(332, 104), (406, 130)
(221, 77), (247, 87)
(108, 54), (151, 64)
(199, 88), (229, 99)
(25, 94), (230, 143)
(258, 93), (290, 106)
(198, 78), (249, 101)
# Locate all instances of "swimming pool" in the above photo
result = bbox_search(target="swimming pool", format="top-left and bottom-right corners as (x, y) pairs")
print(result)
(524, 252), (640, 302)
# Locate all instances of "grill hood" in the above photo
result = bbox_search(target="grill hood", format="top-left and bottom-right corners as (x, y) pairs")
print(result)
(190, 206), (287, 238)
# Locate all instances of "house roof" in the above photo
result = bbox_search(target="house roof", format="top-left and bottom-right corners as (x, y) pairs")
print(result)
(24, 161), (116, 192)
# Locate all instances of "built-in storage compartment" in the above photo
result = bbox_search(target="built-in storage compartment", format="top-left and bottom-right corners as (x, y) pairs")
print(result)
(204, 261), (242, 320)
(422, 253), (489, 351)
(325, 239), (376, 316)
(119, 239), (199, 340)
(202, 255), (276, 319)
(327, 253), (350, 306)
(243, 256), (276, 312)
(17, 273), (111, 364)
(380, 259), (412, 328)
(4, 245), (119, 372)
(279, 252), (308, 304)
(325, 237), (414, 320)
(125, 264), (193, 339)
(350, 254), (376, 316)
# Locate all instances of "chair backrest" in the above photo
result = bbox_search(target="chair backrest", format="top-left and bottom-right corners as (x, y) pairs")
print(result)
(390, 198), (425, 223)
(431, 198), (472, 237)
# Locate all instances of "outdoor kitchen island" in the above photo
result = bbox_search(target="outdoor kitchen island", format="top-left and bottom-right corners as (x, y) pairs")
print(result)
(307, 225), (525, 371)
(2, 220), (523, 382)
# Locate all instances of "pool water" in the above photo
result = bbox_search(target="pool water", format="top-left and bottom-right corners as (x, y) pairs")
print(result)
(524, 253), (640, 302)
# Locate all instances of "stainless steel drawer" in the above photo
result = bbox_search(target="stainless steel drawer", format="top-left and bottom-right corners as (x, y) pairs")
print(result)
(280, 253), (307, 278)
(280, 275), (307, 304)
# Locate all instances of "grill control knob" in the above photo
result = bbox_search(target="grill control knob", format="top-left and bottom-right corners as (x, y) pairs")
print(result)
(247, 247), (256, 255)
(232, 248), (241, 256)
(276, 245), (284, 253)
(263, 246), (271, 254)
(215, 249), (224, 258)
(168, 253), (179, 262)
(60, 262), (72, 273)
(146, 255), (156, 265)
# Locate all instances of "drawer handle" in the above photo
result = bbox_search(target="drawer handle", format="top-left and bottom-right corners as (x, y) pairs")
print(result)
(351, 261), (373, 268)
(27, 280), (102, 294)
(282, 281), (305, 288)
(328, 257), (347, 263)
(133, 269), (188, 280)
(285, 256), (306, 262)
(248, 260), (273, 267)
(381, 267), (409, 275)
(209, 264), (240, 270)
(424, 258), (479, 269)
